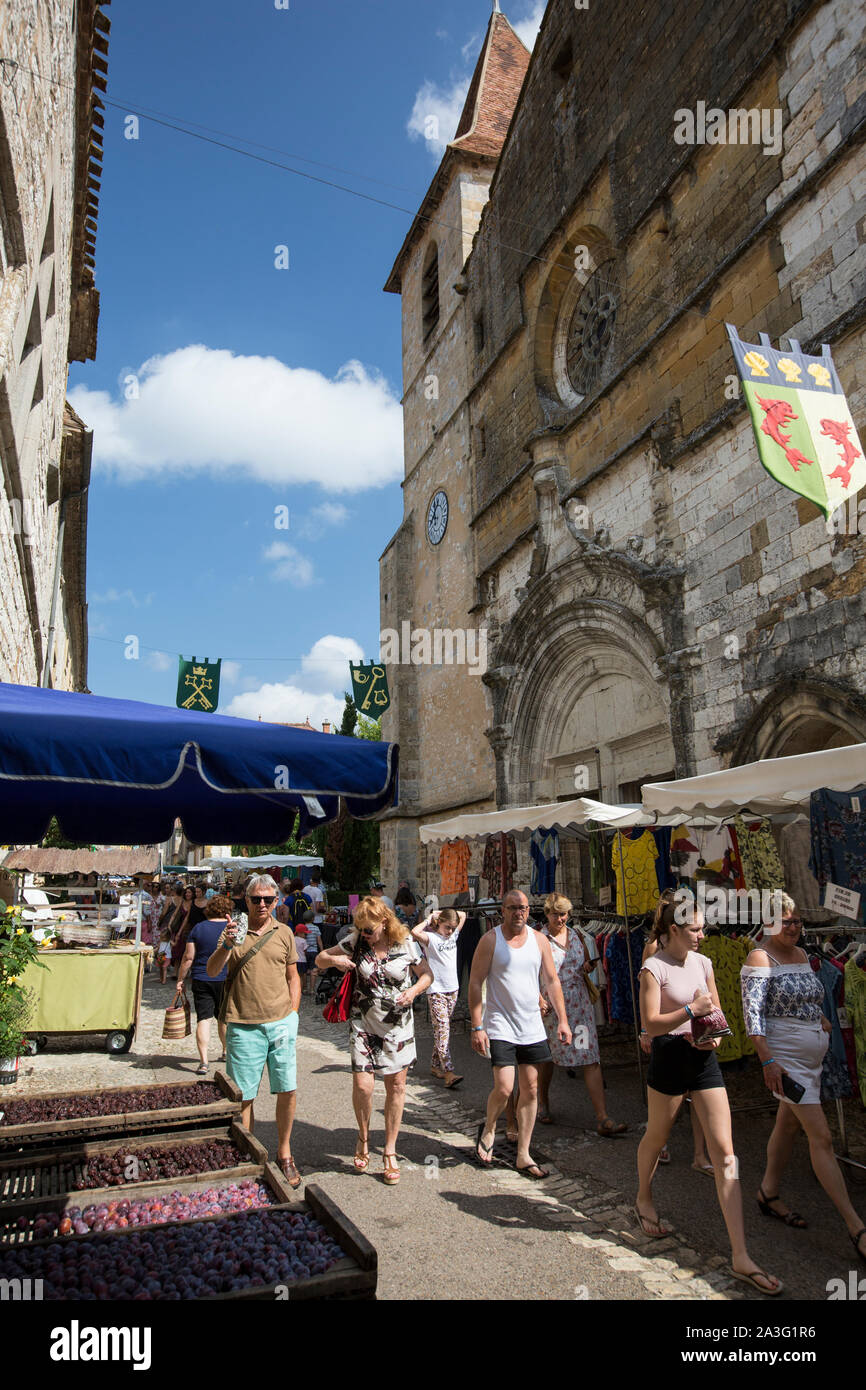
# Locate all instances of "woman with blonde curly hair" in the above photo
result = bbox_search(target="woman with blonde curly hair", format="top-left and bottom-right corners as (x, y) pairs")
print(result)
(537, 892), (627, 1136)
(316, 895), (433, 1185)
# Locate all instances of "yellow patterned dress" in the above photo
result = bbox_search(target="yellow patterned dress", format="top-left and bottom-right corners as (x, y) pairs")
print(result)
(613, 832), (659, 916)
(699, 935), (755, 1063)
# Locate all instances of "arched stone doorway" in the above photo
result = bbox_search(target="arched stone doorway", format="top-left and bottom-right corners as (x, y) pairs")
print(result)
(732, 681), (866, 764)
(488, 592), (676, 901)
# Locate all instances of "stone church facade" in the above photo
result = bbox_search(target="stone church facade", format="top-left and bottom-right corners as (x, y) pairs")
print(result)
(0, 0), (108, 691)
(381, 0), (866, 900)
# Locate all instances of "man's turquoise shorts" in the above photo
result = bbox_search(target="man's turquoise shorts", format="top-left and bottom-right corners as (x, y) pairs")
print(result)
(225, 1011), (298, 1100)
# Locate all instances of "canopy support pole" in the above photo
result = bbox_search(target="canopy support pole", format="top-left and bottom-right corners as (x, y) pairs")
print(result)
(614, 830), (646, 1098)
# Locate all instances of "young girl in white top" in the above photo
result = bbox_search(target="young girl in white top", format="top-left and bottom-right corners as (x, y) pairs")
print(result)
(636, 892), (782, 1296)
(412, 909), (465, 1088)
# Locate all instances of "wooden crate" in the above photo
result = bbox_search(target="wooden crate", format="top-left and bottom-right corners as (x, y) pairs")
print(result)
(0, 1142), (289, 1244)
(0, 1177), (377, 1300)
(0, 1071), (242, 1152)
(0, 1120), (267, 1212)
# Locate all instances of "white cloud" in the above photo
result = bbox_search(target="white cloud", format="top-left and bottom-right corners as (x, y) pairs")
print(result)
(407, 77), (471, 158)
(299, 634), (365, 694)
(222, 633), (366, 729)
(69, 346), (403, 493)
(90, 587), (153, 608)
(511, 1), (545, 50)
(221, 660), (241, 684)
(296, 501), (350, 540)
(409, 4), (543, 161)
(224, 683), (345, 729)
(145, 650), (173, 672)
(263, 540), (315, 587)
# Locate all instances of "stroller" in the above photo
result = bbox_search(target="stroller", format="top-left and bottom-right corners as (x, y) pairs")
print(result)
(315, 967), (341, 1006)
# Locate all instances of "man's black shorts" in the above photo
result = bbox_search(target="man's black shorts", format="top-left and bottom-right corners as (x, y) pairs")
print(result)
(489, 1037), (551, 1068)
(191, 977), (224, 1020)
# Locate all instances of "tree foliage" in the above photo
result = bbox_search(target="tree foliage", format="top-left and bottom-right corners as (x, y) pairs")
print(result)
(311, 695), (381, 889)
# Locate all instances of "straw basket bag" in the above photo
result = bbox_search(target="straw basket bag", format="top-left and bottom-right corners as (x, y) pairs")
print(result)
(162, 989), (191, 1040)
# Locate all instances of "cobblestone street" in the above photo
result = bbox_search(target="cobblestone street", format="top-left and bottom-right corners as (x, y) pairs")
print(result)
(10, 968), (865, 1302)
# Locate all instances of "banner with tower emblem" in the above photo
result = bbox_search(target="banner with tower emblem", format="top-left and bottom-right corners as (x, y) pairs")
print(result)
(176, 657), (221, 713)
(349, 661), (390, 716)
(726, 324), (865, 519)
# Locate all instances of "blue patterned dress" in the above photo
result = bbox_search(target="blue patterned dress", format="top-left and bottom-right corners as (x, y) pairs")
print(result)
(741, 949), (828, 1105)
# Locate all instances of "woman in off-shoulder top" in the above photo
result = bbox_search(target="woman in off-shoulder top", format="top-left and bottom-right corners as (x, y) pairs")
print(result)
(741, 894), (865, 1265)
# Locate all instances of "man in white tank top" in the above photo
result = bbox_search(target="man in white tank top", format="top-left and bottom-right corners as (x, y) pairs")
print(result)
(469, 891), (571, 1179)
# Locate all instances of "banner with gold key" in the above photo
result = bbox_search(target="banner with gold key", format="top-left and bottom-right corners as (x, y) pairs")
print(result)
(176, 657), (221, 713)
(350, 661), (390, 715)
(726, 325), (865, 519)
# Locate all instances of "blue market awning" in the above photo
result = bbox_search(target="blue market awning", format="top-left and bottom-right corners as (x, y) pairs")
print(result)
(0, 682), (398, 844)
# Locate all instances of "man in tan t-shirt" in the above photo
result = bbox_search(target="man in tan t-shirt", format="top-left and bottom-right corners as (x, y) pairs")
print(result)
(207, 872), (302, 1187)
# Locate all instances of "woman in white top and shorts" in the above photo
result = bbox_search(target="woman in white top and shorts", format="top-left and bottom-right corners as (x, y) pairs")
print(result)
(637, 892), (782, 1296)
(412, 908), (465, 1088)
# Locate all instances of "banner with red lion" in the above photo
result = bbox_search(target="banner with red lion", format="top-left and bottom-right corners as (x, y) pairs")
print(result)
(726, 324), (865, 520)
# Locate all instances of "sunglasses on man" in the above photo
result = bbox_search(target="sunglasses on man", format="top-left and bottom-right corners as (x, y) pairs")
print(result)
(248, 894), (277, 905)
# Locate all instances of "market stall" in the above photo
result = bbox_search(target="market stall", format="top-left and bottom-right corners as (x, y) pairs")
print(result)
(0, 680), (398, 1059)
(0, 849), (162, 1053)
(421, 745), (866, 1160)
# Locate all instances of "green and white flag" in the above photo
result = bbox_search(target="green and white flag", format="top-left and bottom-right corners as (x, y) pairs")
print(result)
(727, 325), (865, 519)
(177, 657), (221, 713)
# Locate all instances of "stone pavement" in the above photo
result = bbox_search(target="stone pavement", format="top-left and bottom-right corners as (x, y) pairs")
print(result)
(9, 968), (864, 1302)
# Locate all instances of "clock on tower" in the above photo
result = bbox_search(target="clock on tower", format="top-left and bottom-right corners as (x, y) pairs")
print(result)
(426, 489), (448, 545)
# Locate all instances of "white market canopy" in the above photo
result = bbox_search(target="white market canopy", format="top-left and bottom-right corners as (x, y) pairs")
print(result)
(201, 855), (324, 870)
(641, 743), (866, 818)
(419, 797), (683, 845)
(421, 745), (866, 846)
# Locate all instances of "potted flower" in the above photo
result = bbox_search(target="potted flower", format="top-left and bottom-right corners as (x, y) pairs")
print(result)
(0, 906), (44, 1083)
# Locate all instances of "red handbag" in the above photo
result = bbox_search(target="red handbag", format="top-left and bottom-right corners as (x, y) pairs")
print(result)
(322, 968), (354, 1023)
(691, 1006), (732, 1044)
(322, 937), (361, 1023)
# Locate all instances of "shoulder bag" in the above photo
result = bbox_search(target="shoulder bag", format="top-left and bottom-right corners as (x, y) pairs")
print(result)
(218, 926), (279, 1025)
(322, 934), (362, 1023)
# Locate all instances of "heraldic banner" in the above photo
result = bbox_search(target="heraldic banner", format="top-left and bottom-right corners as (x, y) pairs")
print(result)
(176, 657), (221, 713)
(349, 661), (390, 716)
(727, 324), (865, 519)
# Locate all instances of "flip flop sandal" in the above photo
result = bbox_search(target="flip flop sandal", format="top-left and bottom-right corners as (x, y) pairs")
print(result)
(691, 1161), (716, 1178)
(516, 1163), (549, 1181)
(633, 1204), (673, 1239)
(475, 1122), (494, 1166)
(730, 1267), (783, 1296)
(597, 1118), (628, 1137)
(537, 1109), (554, 1124)
(444, 1073), (464, 1089)
(658, 1147), (671, 1165)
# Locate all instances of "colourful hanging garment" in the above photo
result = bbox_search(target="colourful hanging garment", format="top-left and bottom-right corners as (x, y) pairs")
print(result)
(613, 831), (659, 915)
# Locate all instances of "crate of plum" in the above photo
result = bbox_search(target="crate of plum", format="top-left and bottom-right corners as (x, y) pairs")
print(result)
(0, 1121), (269, 1210)
(0, 1072), (243, 1152)
(0, 1181), (377, 1300)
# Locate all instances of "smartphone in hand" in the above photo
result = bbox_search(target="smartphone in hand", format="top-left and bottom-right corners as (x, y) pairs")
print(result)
(780, 1072), (806, 1104)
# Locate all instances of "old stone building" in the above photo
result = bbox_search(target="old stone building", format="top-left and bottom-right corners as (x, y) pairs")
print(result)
(379, 0), (866, 900)
(0, 0), (108, 691)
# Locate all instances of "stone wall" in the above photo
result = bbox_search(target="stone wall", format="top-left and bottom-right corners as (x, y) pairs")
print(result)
(0, 0), (99, 691)
(380, 0), (866, 897)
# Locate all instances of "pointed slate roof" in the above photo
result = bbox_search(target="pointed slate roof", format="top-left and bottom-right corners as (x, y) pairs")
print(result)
(384, 10), (530, 294)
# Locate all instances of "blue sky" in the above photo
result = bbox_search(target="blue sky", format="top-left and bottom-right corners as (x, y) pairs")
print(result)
(70, 0), (544, 725)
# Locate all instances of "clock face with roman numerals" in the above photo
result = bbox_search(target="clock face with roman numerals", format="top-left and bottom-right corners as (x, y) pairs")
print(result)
(426, 490), (448, 545)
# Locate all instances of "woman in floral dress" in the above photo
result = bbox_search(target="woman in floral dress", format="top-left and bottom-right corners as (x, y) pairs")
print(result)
(538, 893), (627, 1136)
(316, 896), (432, 1185)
